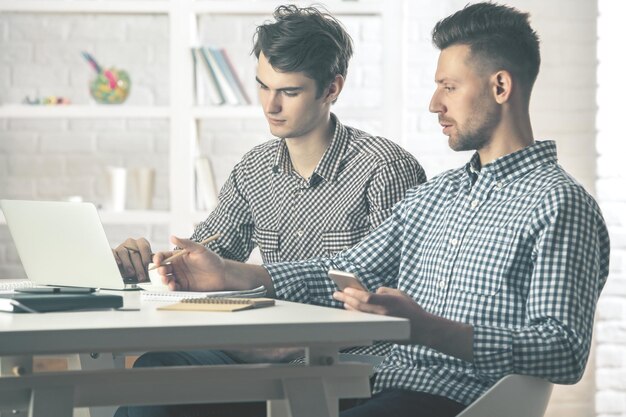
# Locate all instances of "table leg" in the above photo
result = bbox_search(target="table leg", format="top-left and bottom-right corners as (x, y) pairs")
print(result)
(67, 353), (122, 417)
(267, 399), (290, 417)
(0, 355), (33, 417)
(29, 386), (73, 417)
(283, 378), (337, 417)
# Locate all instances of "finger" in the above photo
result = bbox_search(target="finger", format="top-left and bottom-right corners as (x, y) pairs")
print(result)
(343, 287), (371, 300)
(112, 249), (122, 267)
(135, 238), (153, 281)
(128, 250), (147, 282)
(170, 235), (205, 254)
(153, 250), (175, 266)
(114, 244), (136, 278)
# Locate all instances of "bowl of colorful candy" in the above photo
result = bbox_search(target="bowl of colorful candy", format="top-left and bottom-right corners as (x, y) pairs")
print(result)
(89, 68), (131, 104)
(82, 52), (131, 105)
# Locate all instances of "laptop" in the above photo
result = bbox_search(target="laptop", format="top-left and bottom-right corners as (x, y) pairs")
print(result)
(1, 199), (139, 290)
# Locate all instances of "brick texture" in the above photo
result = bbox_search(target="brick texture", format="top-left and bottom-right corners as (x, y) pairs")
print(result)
(0, 1), (615, 415)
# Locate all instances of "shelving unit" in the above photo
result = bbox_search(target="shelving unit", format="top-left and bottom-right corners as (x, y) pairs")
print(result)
(0, 0), (405, 237)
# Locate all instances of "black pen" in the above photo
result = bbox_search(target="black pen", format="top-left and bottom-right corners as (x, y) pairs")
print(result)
(15, 287), (97, 294)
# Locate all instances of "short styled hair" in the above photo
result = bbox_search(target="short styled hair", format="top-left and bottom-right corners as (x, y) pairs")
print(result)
(253, 4), (353, 98)
(432, 2), (541, 93)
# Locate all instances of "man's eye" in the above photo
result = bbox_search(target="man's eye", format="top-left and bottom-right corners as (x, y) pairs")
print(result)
(444, 86), (455, 92)
(283, 91), (298, 97)
(258, 84), (269, 90)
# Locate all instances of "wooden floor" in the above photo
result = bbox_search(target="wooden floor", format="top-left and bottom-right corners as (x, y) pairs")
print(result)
(33, 356), (137, 372)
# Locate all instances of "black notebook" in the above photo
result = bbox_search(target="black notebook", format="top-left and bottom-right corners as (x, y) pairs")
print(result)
(0, 293), (124, 313)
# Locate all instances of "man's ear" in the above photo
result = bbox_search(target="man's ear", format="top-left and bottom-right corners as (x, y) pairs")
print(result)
(492, 70), (513, 104)
(325, 74), (345, 104)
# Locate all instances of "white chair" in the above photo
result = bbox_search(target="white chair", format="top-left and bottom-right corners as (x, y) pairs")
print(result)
(457, 374), (554, 417)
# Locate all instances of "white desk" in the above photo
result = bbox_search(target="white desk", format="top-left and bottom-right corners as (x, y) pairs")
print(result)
(0, 292), (409, 417)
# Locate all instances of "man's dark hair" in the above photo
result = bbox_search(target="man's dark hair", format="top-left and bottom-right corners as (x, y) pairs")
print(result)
(253, 4), (353, 99)
(432, 2), (540, 95)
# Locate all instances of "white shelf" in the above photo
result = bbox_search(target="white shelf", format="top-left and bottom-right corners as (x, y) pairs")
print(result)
(0, 105), (170, 119)
(191, 1), (384, 15)
(1, 0), (403, 237)
(0, 210), (171, 226)
(0, 1), (171, 13)
(98, 210), (171, 225)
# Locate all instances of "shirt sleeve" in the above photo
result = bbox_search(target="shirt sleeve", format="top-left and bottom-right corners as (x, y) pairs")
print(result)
(190, 160), (255, 262)
(472, 186), (610, 383)
(367, 157), (427, 228)
(265, 194), (409, 306)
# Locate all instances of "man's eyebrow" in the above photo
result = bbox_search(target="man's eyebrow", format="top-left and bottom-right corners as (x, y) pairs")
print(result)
(435, 77), (458, 84)
(255, 76), (304, 91)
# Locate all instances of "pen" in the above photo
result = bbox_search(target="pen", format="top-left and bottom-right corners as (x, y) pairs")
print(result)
(148, 233), (222, 271)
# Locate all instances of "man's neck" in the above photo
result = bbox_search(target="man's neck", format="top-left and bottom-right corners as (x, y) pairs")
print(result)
(285, 117), (335, 179)
(477, 112), (534, 165)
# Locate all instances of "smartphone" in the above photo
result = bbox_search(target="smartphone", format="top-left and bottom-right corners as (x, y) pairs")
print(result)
(328, 269), (368, 292)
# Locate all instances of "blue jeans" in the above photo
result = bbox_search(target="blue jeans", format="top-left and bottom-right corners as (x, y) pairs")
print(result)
(114, 350), (465, 417)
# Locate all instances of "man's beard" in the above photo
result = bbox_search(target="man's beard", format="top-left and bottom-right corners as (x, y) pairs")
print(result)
(449, 105), (499, 152)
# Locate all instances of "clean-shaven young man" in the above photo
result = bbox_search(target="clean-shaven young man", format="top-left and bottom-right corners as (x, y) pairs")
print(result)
(114, 5), (424, 417)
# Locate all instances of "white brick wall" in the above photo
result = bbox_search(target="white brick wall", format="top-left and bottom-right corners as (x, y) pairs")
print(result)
(0, 1), (612, 414)
(596, 1), (626, 416)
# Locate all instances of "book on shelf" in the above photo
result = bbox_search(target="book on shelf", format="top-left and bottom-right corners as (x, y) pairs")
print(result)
(195, 156), (219, 211)
(203, 47), (239, 105)
(193, 47), (225, 105)
(220, 48), (251, 105)
(141, 285), (267, 302)
(211, 47), (251, 105)
(158, 297), (275, 312)
(193, 46), (251, 106)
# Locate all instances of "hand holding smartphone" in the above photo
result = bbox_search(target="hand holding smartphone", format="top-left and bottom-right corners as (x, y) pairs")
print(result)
(328, 269), (368, 292)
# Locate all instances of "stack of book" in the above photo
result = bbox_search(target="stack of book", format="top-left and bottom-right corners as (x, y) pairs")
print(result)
(192, 46), (252, 106)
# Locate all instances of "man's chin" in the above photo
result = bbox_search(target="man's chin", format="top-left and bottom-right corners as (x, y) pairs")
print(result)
(268, 126), (289, 138)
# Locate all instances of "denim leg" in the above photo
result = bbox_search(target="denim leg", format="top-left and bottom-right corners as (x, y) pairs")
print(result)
(114, 350), (241, 417)
(340, 389), (465, 417)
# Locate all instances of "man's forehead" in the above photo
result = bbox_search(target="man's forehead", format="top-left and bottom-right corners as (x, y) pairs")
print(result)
(256, 60), (314, 89)
(434, 44), (475, 81)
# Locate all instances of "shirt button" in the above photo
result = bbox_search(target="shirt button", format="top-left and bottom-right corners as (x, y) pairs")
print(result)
(450, 238), (458, 246)
(470, 199), (479, 208)
(295, 229), (304, 237)
(495, 182), (503, 190)
(438, 279), (447, 289)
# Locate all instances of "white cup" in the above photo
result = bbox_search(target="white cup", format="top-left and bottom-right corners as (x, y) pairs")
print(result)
(135, 167), (155, 210)
(106, 166), (127, 212)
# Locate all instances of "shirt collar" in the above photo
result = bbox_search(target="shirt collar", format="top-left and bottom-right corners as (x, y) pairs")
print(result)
(271, 113), (349, 183)
(465, 140), (558, 184)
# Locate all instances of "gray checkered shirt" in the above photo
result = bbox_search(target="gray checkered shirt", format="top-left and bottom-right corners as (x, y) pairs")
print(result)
(266, 140), (610, 405)
(191, 115), (424, 357)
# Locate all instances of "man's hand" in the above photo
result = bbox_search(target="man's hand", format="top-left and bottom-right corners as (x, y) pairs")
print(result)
(334, 287), (428, 341)
(113, 237), (153, 282)
(333, 286), (474, 362)
(153, 236), (227, 292)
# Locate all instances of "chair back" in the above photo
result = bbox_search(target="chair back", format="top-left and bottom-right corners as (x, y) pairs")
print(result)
(456, 374), (554, 417)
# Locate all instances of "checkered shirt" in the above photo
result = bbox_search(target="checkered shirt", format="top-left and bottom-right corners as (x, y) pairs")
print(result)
(191, 114), (425, 357)
(265, 140), (610, 405)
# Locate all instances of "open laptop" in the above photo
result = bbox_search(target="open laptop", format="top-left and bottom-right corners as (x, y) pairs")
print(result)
(1, 199), (139, 290)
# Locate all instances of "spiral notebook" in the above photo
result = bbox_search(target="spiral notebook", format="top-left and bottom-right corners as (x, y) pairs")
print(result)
(141, 285), (267, 302)
(157, 297), (275, 312)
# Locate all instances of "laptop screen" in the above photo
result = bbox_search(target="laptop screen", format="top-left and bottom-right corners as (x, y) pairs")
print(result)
(1, 200), (129, 290)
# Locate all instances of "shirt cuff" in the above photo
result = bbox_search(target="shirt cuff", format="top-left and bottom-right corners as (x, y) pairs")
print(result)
(473, 324), (514, 377)
(263, 262), (309, 302)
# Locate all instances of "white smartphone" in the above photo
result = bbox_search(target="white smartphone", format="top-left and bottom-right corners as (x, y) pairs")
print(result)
(328, 269), (368, 292)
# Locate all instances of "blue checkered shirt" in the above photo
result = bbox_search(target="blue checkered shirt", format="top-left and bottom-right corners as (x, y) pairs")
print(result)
(265, 140), (610, 405)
